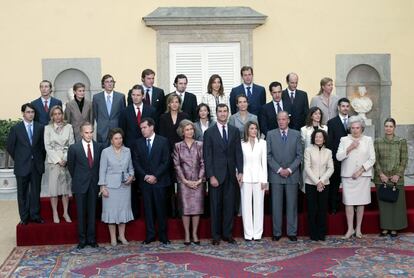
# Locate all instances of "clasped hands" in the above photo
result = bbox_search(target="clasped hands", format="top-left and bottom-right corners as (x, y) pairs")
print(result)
(144, 175), (157, 184)
(279, 168), (291, 178)
(380, 173), (400, 184)
(183, 178), (203, 189)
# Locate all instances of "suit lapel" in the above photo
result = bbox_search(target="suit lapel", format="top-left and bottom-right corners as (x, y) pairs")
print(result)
(148, 135), (158, 159)
(19, 122), (31, 146)
(214, 124), (226, 149)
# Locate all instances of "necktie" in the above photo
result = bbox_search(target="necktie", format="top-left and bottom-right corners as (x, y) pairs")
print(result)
(106, 95), (112, 116)
(282, 130), (287, 143)
(87, 143), (93, 168)
(146, 138), (152, 156)
(343, 117), (348, 130)
(246, 86), (252, 98)
(136, 107), (141, 125)
(143, 89), (150, 105)
(44, 100), (49, 113)
(276, 102), (282, 114)
(179, 92), (183, 102)
(27, 124), (33, 145)
(290, 92), (295, 104)
(222, 125), (228, 144)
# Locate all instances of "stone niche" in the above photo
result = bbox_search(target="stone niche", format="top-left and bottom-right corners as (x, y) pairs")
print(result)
(42, 58), (102, 106)
(336, 54), (391, 138)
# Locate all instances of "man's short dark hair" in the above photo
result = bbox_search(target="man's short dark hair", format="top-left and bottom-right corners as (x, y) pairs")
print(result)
(310, 129), (328, 146)
(40, 80), (53, 90)
(101, 74), (114, 88)
(141, 69), (155, 79)
(140, 117), (155, 127)
(130, 84), (144, 95)
(269, 81), (282, 92)
(21, 103), (35, 113)
(240, 66), (253, 76)
(174, 74), (188, 85)
(216, 103), (229, 113)
(337, 97), (350, 106)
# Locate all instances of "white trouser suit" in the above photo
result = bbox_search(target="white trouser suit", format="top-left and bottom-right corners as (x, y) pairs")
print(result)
(241, 138), (268, 240)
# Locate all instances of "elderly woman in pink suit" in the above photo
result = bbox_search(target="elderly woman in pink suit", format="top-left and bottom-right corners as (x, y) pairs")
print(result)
(173, 119), (205, 245)
(241, 121), (267, 241)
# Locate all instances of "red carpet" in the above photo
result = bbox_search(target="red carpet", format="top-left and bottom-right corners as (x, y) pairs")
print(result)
(16, 186), (414, 246)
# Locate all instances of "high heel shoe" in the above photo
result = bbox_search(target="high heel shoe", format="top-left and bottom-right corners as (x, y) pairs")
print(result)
(355, 232), (363, 239)
(111, 240), (117, 247)
(118, 237), (129, 245)
(53, 213), (60, 224)
(341, 230), (355, 239)
(63, 214), (72, 223)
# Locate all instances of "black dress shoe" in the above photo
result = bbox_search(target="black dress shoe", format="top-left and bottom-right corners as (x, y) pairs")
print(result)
(272, 236), (282, 241)
(223, 237), (236, 244)
(310, 237), (319, 241)
(160, 240), (171, 245)
(77, 243), (86, 249)
(254, 239), (261, 242)
(319, 236), (326, 241)
(244, 238), (252, 242)
(379, 230), (389, 237)
(142, 239), (155, 245)
(390, 231), (398, 238)
(19, 220), (28, 225)
(88, 242), (99, 248)
(288, 236), (298, 242)
(192, 241), (201, 245)
(32, 218), (44, 224)
(212, 239), (220, 245)
(184, 241), (191, 246)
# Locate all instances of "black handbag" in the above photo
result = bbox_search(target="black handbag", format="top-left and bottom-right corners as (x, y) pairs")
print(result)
(377, 182), (399, 203)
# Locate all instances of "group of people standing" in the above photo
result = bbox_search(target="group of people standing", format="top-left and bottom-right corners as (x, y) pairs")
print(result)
(6, 66), (408, 249)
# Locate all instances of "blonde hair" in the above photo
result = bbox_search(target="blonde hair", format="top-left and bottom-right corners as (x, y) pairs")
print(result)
(318, 77), (333, 95)
(48, 105), (67, 126)
(166, 93), (182, 113)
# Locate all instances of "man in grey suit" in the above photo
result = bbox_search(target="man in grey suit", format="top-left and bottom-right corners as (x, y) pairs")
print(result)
(267, 111), (303, 241)
(92, 74), (126, 144)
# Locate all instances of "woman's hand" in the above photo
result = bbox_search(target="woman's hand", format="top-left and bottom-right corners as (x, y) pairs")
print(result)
(124, 175), (134, 185)
(346, 140), (360, 154)
(261, 183), (268, 191)
(100, 186), (109, 198)
(316, 181), (325, 192)
(352, 167), (364, 180)
(58, 160), (67, 167)
(390, 175), (400, 184)
(379, 173), (389, 183)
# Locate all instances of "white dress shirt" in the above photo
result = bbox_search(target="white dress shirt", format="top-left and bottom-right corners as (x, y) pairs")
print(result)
(134, 103), (144, 116)
(82, 139), (94, 159)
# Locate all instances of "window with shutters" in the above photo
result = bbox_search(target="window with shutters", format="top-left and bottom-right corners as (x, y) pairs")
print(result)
(169, 43), (241, 102)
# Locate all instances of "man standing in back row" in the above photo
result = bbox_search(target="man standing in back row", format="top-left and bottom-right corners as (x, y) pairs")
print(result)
(282, 73), (309, 130)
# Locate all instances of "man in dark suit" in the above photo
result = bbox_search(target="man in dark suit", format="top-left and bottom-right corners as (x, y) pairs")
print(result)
(203, 104), (243, 245)
(229, 66), (266, 116)
(327, 98), (351, 214)
(260, 81), (292, 138)
(92, 74), (126, 144)
(119, 84), (156, 219)
(127, 69), (165, 120)
(7, 103), (45, 225)
(133, 118), (171, 245)
(67, 122), (103, 249)
(165, 74), (198, 121)
(282, 73), (309, 130)
(31, 80), (62, 125)
(267, 111), (303, 242)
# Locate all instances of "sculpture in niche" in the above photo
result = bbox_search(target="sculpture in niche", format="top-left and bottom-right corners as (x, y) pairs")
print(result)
(351, 86), (373, 125)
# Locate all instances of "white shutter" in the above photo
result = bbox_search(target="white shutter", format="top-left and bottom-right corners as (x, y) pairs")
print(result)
(169, 43), (240, 103)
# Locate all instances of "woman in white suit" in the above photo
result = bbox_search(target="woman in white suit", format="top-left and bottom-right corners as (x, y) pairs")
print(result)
(336, 116), (375, 239)
(241, 121), (267, 241)
(304, 129), (334, 241)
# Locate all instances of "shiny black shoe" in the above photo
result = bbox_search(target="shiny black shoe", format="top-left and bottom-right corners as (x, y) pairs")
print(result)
(272, 236), (282, 241)
(223, 237), (236, 244)
(160, 240), (171, 245)
(390, 231), (398, 238)
(192, 241), (201, 245)
(142, 239), (155, 245)
(19, 220), (28, 225)
(211, 239), (220, 245)
(77, 243), (86, 249)
(184, 241), (191, 246)
(288, 236), (298, 242)
(32, 218), (44, 224)
(88, 242), (99, 248)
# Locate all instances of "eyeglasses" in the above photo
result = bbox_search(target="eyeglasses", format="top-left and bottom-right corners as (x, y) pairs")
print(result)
(104, 80), (116, 84)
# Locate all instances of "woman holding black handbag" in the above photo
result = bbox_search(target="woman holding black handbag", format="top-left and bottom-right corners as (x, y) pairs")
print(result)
(374, 118), (408, 238)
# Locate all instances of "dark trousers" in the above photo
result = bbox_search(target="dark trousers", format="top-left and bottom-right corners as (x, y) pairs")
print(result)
(328, 161), (341, 212)
(74, 182), (98, 245)
(130, 179), (140, 219)
(15, 163), (42, 222)
(209, 176), (236, 240)
(306, 183), (328, 240)
(142, 185), (168, 242)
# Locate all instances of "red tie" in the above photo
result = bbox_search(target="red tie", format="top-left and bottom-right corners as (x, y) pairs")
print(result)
(44, 100), (49, 113)
(87, 143), (93, 168)
(137, 107), (142, 125)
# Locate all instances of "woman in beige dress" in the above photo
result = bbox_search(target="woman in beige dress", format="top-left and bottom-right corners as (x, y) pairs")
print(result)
(310, 77), (339, 125)
(44, 105), (75, 223)
(336, 115), (376, 239)
(64, 82), (93, 142)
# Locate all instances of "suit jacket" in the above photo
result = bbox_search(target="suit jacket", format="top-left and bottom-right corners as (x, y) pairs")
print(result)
(228, 112), (258, 140)
(230, 84), (266, 116)
(194, 120), (216, 141)
(165, 92), (198, 122)
(203, 124), (243, 184)
(31, 97), (62, 125)
(336, 135), (376, 177)
(259, 100), (292, 137)
(128, 86), (165, 119)
(92, 91), (126, 143)
(98, 146), (134, 189)
(7, 121), (45, 176)
(242, 139), (267, 183)
(266, 128), (302, 184)
(67, 140), (103, 194)
(132, 135), (171, 188)
(282, 89), (309, 130)
(304, 145), (334, 185)
(327, 115), (349, 162)
(64, 98), (93, 142)
(159, 112), (190, 150)
(119, 104), (156, 148)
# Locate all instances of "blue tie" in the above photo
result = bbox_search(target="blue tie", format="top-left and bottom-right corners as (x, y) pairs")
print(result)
(246, 86), (252, 98)
(276, 102), (282, 114)
(146, 138), (152, 156)
(282, 130), (287, 143)
(27, 124), (33, 145)
(106, 95), (112, 116)
(222, 125), (228, 144)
